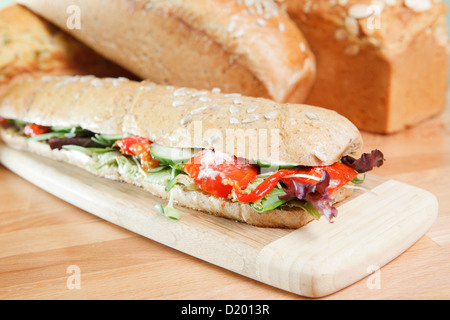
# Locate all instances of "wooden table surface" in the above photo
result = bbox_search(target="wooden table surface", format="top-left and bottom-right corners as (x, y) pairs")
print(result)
(0, 98), (449, 300)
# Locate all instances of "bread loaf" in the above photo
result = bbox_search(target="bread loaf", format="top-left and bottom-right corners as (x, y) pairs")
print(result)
(17, 0), (316, 103)
(278, 0), (449, 133)
(0, 4), (135, 96)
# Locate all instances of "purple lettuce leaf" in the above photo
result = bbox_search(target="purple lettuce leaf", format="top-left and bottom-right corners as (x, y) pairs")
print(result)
(279, 170), (338, 223)
(341, 149), (385, 174)
(48, 137), (103, 150)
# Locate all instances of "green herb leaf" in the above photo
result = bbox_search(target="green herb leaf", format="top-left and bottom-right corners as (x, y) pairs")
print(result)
(26, 132), (66, 142)
(165, 177), (178, 193)
(154, 200), (181, 221)
(251, 187), (287, 212)
(351, 173), (366, 185)
(62, 145), (116, 155)
(91, 133), (124, 147)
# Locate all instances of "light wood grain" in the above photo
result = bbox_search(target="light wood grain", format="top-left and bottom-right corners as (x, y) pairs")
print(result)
(0, 98), (449, 300)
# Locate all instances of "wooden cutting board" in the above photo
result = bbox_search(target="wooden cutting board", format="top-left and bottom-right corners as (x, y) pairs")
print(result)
(0, 143), (439, 298)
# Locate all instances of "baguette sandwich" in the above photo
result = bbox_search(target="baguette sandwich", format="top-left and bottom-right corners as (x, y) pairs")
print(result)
(0, 75), (384, 228)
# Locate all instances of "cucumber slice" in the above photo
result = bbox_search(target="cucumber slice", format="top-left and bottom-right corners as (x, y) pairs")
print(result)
(150, 144), (198, 164)
(256, 160), (299, 169)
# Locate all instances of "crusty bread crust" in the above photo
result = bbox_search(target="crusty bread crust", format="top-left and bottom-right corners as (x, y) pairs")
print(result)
(17, 0), (316, 103)
(0, 128), (353, 229)
(0, 4), (135, 97)
(279, 0), (449, 133)
(0, 75), (362, 166)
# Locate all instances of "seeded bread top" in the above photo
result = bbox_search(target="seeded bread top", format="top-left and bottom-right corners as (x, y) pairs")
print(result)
(0, 75), (363, 166)
(281, 0), (448, 55)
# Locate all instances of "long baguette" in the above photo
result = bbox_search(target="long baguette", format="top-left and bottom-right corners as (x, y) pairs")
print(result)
(17, 0), (316, 103)
(0, 75), (363, 228)
(0, 75), (362, 166)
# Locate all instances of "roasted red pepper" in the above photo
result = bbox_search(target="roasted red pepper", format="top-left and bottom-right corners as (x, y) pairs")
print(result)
(114, 136), (159, 171)
(231, 163), (358, 203)
(186, 150), (358, 202)
(23, 124), (51, 137)
(0, 117), (8, 125)
(184, 150), (258, 198)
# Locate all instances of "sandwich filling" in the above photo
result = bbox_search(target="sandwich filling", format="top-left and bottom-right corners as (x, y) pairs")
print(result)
(0, 118), (384, 223)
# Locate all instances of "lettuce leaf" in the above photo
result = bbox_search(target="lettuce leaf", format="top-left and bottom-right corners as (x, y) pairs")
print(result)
(251, 187), (287, 213)
(279, 170), (338, 223)
(341, 150), (385, 174)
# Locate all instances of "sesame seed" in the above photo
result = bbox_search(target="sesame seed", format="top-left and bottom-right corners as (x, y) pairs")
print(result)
(180, 115), (192, 125)
(224, 93), (242, 98)
(90, 78), (103, 87)
(208, 135), (219, 145)
(313, 150), (327, 162)
(233, 29), (245, 38)
(243, 115), (259, 123)
(191, 106), (208, 115)
(264, 111), (277, 120)
(299, 42), (306, 52)
(229, 105), (239, 113)
(306, 112), (319, 120)
(172, 100), (184, 107)
(247, 105), (258, 113)
(191, 91), (208, 97)
(256, 18), (266, 26)
(173, 88), (189, 96)
(199, 96), (212, 102)
(226, 21), (236, 33)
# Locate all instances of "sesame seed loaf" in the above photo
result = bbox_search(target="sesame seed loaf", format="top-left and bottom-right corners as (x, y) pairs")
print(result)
(0, 4), (134, 97)
(278, 0), (449, 133)
(17, 0), (316, 103)
(0, 75), (362, 166)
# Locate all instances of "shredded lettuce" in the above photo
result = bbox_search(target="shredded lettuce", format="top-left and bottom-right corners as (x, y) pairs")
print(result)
(155, 167), (181, 220)
(154, 201), (180, 220)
